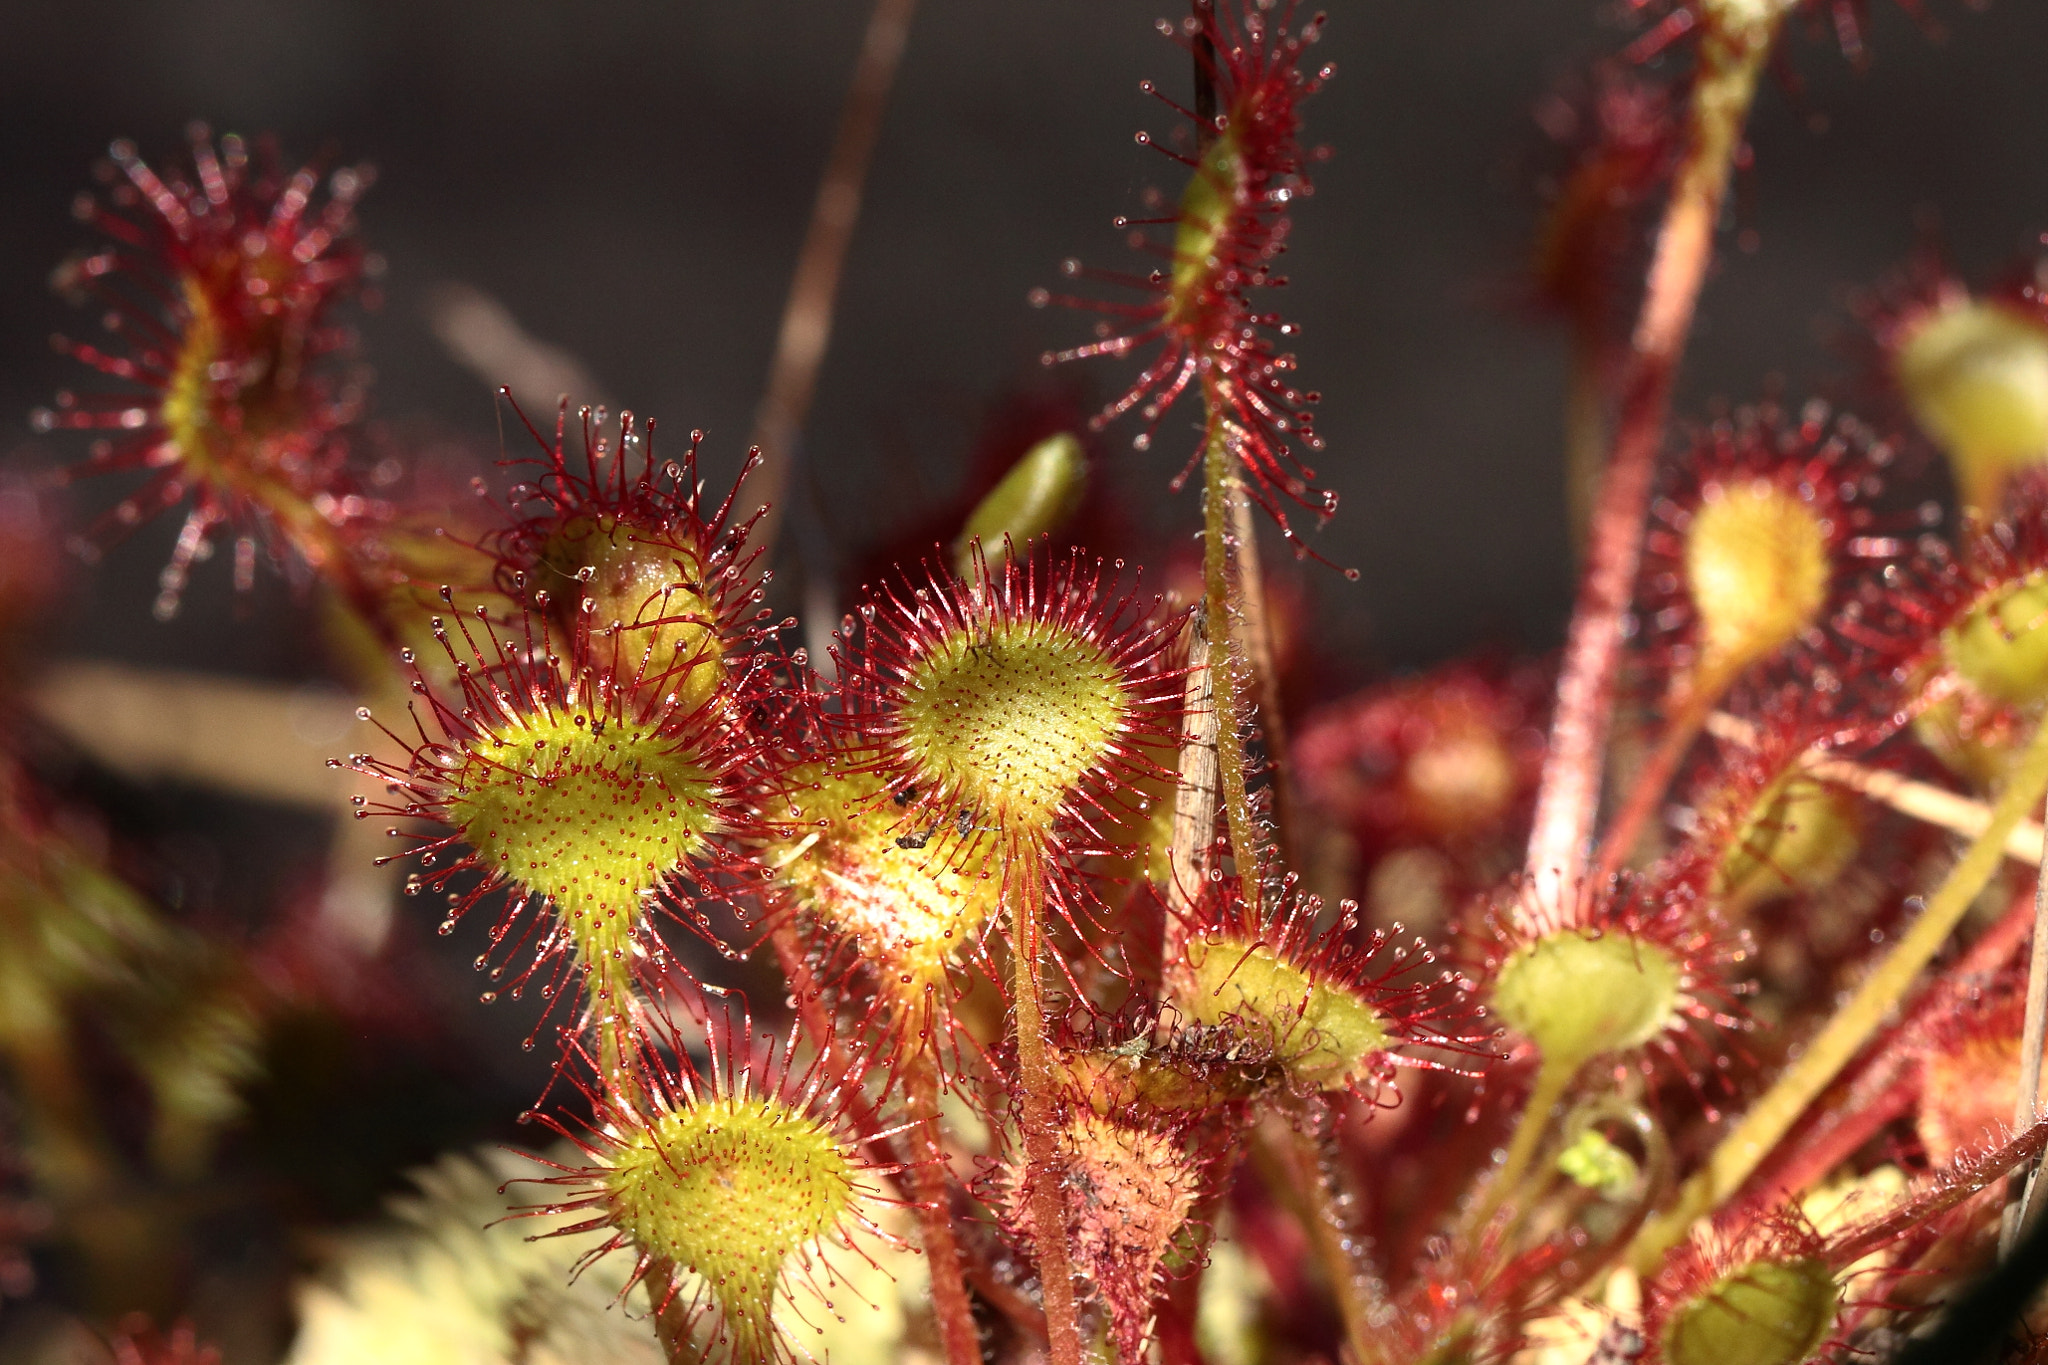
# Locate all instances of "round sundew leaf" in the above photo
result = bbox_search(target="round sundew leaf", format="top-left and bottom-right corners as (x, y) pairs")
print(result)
(1894, 298), (2048, 511)
(605, 1095), (857, 1349)
(1710, 771), (1861, 915)
(1941, 571), (2048, 707)
(1182, 935), (1391, 1090)
(764, 763), (1000, 989)
(446, 709), (722, 969)
(1661, 1256), (1839, 1365)
(540, 517), (727, 710)
(1489, 928), (1682, 1074)
(1683, 480), (1829, 676)
(895, 614), (1131, 833)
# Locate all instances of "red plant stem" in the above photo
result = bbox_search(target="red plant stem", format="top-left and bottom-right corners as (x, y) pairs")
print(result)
(767, 925), (1033, 1351)
(1591, 666), (1728, 880)
(903, 1058), (988, 1365)
(746, 0), (919, 562)
(1523, 11), (1781, 907)
(1757, 1074), (1919, 1207)
(1007, 842), (1084, 1365)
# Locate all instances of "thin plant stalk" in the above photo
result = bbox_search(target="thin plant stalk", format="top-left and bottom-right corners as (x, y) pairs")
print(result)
(903, 1058), (988, 1365)
(1182, 409), (1399, 1352)
(1228, 489), (1301, 863)
(1468, 1053), (1578, 1236)
(1523, 6), (1784, 907)
(2001, 817), (2048, 1257)
(1629, 709), (2048, 1271)
(1006, 841), (1084, 1365)
(1253, 1111), (1382, 1365)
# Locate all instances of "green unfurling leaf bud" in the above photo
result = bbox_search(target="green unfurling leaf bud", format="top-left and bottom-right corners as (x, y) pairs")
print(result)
(953, 432), (1089, 577)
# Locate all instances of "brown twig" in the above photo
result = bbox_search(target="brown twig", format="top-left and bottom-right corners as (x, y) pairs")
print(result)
(745, 0), (919, 562)
(1200, 415), (1267, 911)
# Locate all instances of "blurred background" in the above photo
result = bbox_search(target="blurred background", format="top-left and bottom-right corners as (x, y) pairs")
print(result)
(1, 0), (2047, 1358)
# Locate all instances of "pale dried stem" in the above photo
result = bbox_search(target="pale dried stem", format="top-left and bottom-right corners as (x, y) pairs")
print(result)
(1166, 624), (1222, 980)
(1201, 412), (1265, 910)
(745, 0), (919, 561)
(1523, 15), (1779, 910)
(1706, 710), (2048, 864)
(1228, 489), (1301, 863)
(1629, 708), (2048, 1271)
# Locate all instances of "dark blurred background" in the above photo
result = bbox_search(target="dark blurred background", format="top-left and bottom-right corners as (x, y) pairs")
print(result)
(6, 0), (2047, 681)
(1, 0), (2047, 1355)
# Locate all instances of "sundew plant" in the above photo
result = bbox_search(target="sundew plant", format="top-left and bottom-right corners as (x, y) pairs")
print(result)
(11, 2), (2048, 1363)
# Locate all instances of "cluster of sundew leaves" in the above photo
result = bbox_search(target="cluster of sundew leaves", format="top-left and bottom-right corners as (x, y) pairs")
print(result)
(42, 2), (2048, 1361)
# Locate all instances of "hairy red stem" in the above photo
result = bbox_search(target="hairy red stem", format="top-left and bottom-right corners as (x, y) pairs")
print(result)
(1524, 10), (1781, 906)
(1007, 844), (1084, 1365)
